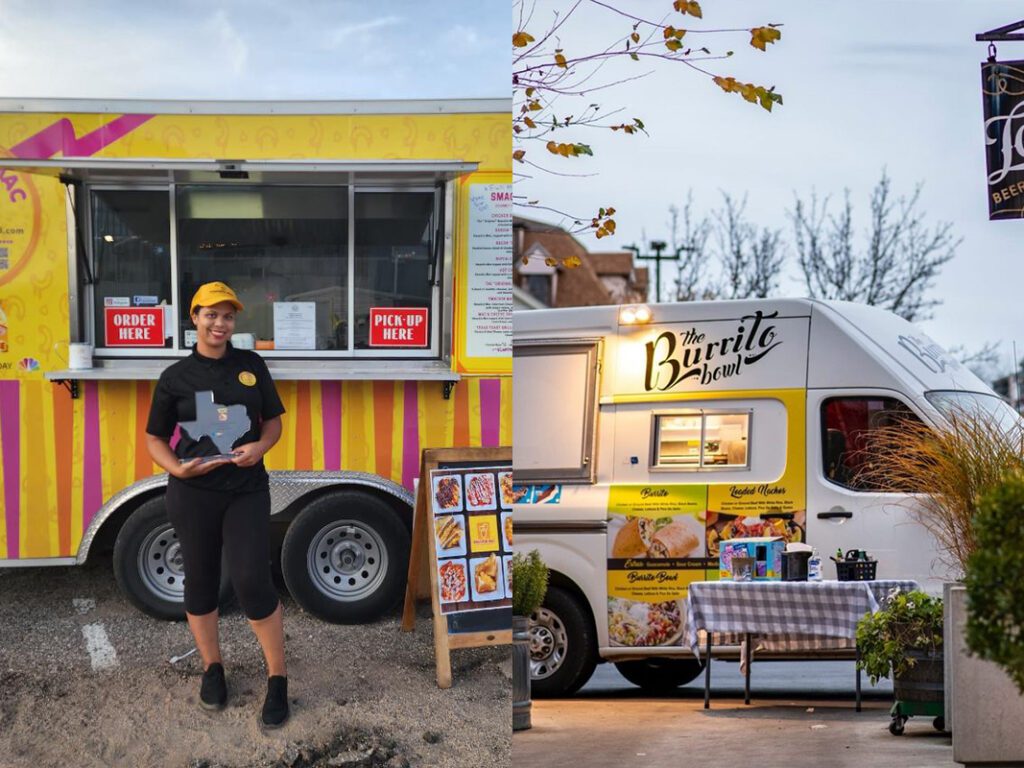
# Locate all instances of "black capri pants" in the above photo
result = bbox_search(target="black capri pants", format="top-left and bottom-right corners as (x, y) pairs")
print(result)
(165, 478), (280, 621)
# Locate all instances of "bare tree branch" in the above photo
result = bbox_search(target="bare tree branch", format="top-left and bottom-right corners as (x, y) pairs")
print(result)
(668, 193), (716, 300)
(714, 192), (784, 299)
(788, 170), (958, 321)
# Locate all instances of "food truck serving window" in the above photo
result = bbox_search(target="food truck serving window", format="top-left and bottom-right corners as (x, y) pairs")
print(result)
(651, 411), (751, 470)
(85, 184), (442, 358)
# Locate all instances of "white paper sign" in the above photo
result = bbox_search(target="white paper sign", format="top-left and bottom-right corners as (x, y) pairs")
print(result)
(274, 302), (316, 350)
(163, 304), (175, 337)
(465, 184), (512, 359)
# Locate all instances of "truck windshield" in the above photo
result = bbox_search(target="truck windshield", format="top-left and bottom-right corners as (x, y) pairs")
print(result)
(924, 390), (1021, 432)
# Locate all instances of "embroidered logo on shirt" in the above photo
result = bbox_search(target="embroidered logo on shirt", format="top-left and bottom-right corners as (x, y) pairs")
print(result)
(239, 371), (257, 386)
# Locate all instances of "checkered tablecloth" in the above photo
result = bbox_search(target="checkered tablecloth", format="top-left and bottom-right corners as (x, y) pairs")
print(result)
(685, 580), (920, 657)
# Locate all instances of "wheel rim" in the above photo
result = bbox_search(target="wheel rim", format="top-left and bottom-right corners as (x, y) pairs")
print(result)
(530, 606), (568, 680)
(306, 519), (388, 602)
(137, 523), (185, 603)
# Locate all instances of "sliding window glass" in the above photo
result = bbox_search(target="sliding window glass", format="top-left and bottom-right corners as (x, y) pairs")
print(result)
(176, 186), (348, 351)
(91, 190), (172, 349)
(653, 412), (751, 470)
(354, 192), (436, 350)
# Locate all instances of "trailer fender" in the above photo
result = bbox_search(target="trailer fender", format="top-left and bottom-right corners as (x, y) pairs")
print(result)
(77, 470), (415, 564)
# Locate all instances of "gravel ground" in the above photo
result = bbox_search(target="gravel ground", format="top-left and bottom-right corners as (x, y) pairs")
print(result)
(0, 556), (511, 768)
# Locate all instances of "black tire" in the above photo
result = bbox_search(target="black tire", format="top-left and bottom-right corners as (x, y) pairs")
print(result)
(615, 658), (705, 694)
(112, 496), (232, 621)
(934, 716), (945, 732)
(280, 490), (410, 623)
(889, 717), (906, 736)
(530, 585), (598, 697)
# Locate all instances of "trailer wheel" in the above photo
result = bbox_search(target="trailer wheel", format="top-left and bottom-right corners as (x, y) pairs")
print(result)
(280, 490), (410, 623)
(112, 496), (232, 621)
(530, 586), (598, 697)
(614, 658), (705, 694)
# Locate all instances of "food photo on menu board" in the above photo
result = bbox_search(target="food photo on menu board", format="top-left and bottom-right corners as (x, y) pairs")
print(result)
(430, 467), (513, 615)
(498, 471), (514, 509)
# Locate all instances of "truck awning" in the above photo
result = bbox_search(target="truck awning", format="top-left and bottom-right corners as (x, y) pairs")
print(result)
(0, 157), (478, 184)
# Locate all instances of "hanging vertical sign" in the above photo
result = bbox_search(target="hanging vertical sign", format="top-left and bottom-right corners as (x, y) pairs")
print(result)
(981, 58), (1024, 220)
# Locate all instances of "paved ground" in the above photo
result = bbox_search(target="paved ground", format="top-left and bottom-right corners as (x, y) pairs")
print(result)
(515, 662), (955, 768)
(0, 555), (510, 768)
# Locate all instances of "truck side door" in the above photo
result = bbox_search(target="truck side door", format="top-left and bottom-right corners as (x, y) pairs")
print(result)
(806, 390), (946, 590)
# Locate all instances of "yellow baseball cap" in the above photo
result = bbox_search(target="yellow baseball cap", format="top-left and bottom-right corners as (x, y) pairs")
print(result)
(190, 282), (244, 314)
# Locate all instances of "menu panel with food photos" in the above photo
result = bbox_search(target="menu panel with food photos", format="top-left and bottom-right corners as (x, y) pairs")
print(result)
(431, 466), (513, 615)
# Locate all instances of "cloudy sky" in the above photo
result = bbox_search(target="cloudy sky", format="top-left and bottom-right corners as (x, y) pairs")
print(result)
(0, 0), (506, 99)
(517, 0), (1024, 375)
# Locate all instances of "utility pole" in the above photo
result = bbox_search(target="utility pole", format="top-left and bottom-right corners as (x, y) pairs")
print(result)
(623, 241), (693, 303)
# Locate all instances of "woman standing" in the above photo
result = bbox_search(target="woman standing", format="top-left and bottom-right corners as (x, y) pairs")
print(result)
(145, 281), (290, 728)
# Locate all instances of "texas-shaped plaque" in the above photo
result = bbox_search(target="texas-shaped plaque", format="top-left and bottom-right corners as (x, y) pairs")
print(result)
(178, 391), (251, 461)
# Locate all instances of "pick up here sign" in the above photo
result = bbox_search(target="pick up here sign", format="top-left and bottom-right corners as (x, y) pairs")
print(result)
(104, 307), (165, 347)
(981, 58), (1024, 220)
(369, 307), (429, 348)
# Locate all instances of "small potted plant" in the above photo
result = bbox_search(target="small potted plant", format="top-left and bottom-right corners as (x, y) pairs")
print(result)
(856, 589), (944, 735)
(512, 549), (549, 732)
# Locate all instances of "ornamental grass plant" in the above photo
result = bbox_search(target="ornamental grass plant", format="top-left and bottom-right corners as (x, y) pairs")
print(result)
(856, 404), (1024, 576)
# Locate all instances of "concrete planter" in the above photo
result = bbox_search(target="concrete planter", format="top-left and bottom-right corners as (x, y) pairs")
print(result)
(948, 584), (1024, 765)
(513, 615), (532, 731)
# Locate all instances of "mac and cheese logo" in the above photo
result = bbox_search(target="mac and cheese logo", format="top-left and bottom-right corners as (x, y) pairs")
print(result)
(644, 310), (783, 392)
(0, 155), (42, 289)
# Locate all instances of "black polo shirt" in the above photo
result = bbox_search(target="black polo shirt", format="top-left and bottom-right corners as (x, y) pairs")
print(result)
(146, 342), (286, 492)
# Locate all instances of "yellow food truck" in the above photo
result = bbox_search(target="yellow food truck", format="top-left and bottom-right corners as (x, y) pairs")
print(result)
(0, 98), (511, 622)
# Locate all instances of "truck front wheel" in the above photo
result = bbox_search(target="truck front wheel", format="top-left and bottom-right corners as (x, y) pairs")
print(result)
(280, 490), (410, 623)
(530, 585), (598, 697)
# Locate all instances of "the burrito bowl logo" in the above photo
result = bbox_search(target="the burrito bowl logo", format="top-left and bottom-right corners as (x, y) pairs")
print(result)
(644, 310), (783, 391)
(18, 357), (39, 372)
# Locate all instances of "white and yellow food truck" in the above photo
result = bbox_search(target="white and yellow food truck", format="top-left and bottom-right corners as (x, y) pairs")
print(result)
(513, 298), (1012, 695)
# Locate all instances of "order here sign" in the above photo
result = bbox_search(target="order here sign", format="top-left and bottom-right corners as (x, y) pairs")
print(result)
(369, 308), (428, 347)
(104, 307), (165, 347)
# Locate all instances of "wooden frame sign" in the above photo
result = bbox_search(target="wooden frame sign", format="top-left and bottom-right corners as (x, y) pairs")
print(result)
(402, 446), (513, 688)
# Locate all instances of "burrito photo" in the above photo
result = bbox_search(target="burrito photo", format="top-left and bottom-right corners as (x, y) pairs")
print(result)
(611, 517), (655, 558)
(648, 522), (700, 558)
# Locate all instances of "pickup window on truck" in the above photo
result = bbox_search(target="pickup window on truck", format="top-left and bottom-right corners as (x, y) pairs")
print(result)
(652, 411), (750, 470)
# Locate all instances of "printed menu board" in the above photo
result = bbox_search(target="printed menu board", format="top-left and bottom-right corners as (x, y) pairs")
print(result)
(430, 465), (514, 616)
(606, 485), (712, 648)
(464, 184), (512, 360)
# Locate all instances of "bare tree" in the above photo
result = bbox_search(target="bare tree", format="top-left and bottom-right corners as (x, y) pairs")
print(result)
(949, 341), (1002, 382)
(667, 193), (717, 300)
(789, 171), (959, 321)
(715, 192), (784, 299)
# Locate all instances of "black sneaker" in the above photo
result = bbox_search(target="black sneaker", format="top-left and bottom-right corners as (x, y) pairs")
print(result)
(261, 675), (289, 728)
(199, 662), (228, 711)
